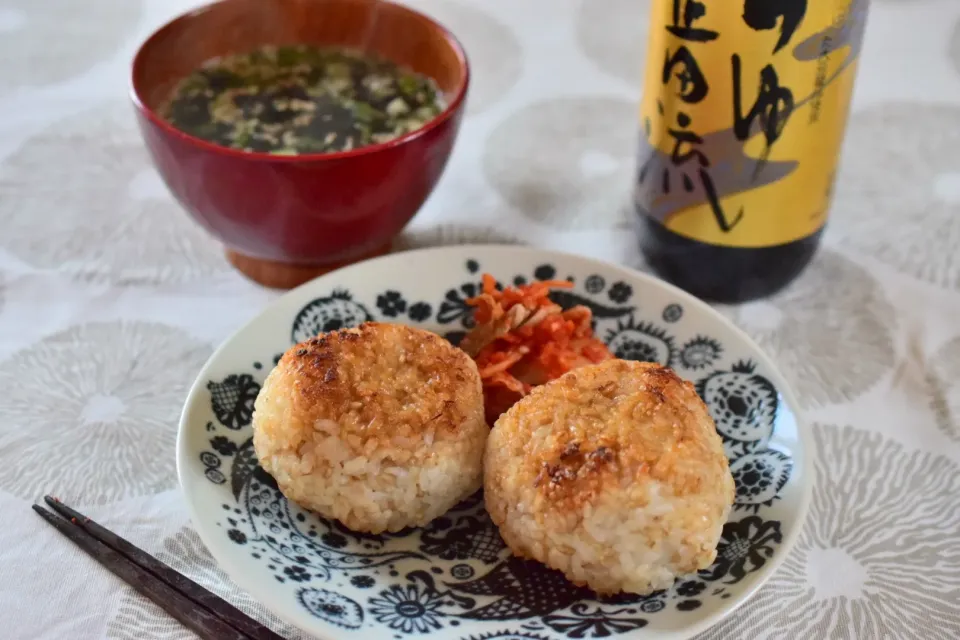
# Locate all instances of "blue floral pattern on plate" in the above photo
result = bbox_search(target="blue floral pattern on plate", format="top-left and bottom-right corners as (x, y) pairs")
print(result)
(179, 247), (807, 640)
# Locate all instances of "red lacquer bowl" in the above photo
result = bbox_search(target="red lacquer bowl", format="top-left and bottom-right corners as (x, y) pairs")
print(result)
(131, 0), (469, 288)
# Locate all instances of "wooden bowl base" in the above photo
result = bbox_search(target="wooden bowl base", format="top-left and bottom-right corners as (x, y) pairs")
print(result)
(225, 244), (391, 289)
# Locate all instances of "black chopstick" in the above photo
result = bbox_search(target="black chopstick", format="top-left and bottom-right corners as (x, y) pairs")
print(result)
(41, 496), (282, 639)
(33, 497), (284, 640)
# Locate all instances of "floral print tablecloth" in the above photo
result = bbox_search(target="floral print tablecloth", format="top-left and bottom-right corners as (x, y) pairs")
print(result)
(0, 0), (958, 638)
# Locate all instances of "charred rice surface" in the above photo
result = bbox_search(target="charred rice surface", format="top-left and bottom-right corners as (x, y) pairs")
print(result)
(253, 322), (487, 534)
(484, 359), (734, 595)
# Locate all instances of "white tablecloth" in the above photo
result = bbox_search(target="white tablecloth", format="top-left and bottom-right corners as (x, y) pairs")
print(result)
(0, 0), (958, 638)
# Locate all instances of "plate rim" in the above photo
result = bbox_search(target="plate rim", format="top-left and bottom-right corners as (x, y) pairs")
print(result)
(177, 243), (813, 640)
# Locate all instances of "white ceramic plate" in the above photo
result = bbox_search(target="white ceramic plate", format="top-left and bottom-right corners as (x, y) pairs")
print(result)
(178, 245), (810, 640)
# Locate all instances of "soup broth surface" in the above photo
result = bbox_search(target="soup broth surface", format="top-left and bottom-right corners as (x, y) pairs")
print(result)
(161, 44), (446, 155)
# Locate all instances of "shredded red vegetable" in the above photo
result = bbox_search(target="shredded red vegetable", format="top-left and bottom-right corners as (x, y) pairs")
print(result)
(461, 274), (613, 423)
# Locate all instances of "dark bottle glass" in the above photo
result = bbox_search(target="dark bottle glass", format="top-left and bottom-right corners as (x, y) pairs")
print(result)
(637, 216), (824, 303)
(634, 0), (869, 304)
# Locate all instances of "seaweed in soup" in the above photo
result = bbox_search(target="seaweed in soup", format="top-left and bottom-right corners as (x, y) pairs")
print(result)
(161, 45), (446, 155)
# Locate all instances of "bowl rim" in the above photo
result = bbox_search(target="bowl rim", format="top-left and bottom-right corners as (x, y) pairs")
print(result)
(129, 0), (471, 163)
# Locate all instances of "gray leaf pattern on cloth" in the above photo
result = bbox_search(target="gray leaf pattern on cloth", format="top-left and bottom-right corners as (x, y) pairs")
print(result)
(0, 105), (226, 283)
(393, 225), (524, 252)
(483, 98), (636, 230)
(952, 18), (960, 77)
(721, 250), (896, 409)
(927, 335), (960, 441)
(696, 423), (960, 640)
(405, 0), (523, 114)
(831, 103), (960, 289)
(0, 0), (141, 94)
(0, 322), (212, 504)
(577, 0), (650, 84)
(106, 527), (309, 640)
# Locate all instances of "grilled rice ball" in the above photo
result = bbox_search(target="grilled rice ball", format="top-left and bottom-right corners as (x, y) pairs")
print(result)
(252, 322), (488, 534)
(484, 359), (734, 595)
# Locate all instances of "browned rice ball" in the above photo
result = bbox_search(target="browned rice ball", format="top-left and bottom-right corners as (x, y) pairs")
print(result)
(484, 359), (734, 595)
(253, 322), (488, 534)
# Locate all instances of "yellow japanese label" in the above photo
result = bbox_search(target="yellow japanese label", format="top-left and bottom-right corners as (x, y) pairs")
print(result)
(635, 0), (868, 247)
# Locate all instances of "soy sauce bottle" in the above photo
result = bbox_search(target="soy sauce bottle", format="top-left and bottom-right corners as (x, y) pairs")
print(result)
(634, 0), (869, 303)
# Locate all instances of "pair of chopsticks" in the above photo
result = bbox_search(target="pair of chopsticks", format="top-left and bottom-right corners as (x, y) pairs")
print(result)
(32, 496), (284, 640)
